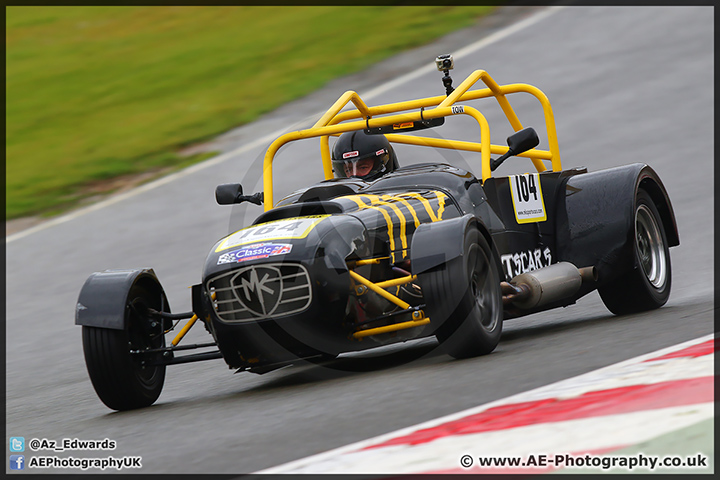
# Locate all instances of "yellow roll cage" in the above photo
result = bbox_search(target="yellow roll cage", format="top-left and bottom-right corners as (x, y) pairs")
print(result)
(262, 69), (562, 210)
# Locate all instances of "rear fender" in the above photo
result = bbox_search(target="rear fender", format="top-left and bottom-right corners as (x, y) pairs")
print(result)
(557, 163), (678, 284)
(75, 268), (169, 330)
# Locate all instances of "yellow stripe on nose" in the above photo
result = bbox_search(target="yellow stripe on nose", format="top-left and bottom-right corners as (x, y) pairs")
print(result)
(360, 194), (409, 259)
(396, 191), (448, 222)
(346, 195), (398, 261)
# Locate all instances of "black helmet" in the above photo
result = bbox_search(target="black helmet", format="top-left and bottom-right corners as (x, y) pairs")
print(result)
(332, 131), (398, 181)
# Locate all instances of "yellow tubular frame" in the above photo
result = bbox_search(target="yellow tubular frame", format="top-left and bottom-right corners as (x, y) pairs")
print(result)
(353, 317), (430, 339)
(171, 292), (216, 346)
(262, 69), (561, 210)
(347, 268), (429, 339)
(349, 270), (411, 310)
(171, 316), (197, 346)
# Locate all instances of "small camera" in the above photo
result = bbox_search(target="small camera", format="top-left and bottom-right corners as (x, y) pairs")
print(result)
(435, 54), (454, 71)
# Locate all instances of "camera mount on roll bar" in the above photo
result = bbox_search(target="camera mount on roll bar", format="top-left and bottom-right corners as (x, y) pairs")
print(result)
(435, 54), (455, 96)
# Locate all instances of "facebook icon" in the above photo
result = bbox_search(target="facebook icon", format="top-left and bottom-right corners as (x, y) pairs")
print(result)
(10, 455), (25, 470)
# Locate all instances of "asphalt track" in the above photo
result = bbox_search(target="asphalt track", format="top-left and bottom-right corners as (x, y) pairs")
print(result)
(5, 5), (714, 475)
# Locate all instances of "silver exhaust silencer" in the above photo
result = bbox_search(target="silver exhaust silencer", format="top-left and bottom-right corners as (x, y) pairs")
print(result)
(504, 262), (596, 310)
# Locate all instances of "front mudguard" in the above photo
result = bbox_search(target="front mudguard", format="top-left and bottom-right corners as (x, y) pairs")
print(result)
(410, 214), (504, 314)
(556, 163), (678, 286)
(410, 214), (501, 275)
(75, 268), (170, 330)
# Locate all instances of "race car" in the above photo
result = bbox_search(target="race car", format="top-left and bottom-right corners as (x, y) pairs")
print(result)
(76, 54), (678, 410)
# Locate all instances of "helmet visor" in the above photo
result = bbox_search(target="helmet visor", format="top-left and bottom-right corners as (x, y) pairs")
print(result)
(343, 158), (375, 177)
(332, 148), (389, 179)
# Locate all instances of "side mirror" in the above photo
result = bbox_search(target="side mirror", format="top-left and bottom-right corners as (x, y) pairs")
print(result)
(490, 127), (540, 172)
(507, 127), (539, 155)
(216, 183), (243, 205)
(215, 183), (264, 206)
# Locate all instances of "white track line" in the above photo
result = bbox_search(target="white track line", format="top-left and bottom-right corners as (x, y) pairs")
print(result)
(7, 5), (565, 244)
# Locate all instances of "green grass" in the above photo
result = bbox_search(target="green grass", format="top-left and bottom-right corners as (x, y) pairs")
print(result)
(6, 6), (495, 219)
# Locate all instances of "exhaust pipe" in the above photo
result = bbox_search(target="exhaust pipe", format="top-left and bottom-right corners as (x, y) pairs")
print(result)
(501, 262), (597, 310)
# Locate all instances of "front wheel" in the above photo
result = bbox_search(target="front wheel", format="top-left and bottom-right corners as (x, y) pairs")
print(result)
(82, 284), (167, 410)
(598, 189), (672, 315)
(420, 227), (502, 359)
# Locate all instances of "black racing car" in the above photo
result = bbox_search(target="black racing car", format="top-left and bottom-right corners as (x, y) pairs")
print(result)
(76, 54), (678, 410)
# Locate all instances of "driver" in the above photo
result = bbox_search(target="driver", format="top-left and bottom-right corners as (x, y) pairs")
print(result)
(331, 130), (398, 181)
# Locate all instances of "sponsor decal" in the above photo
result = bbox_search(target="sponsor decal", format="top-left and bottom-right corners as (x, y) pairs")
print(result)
(509, 173), (547, 223)
(501, 247), (552, 279)
(451, 105), (465, 114)
(216, 215), (328, 252)
(375, 149), (386, 156)
(393, 122), (414, 130)
(217, 243), (292, 265)
(343, 151), (359, 159)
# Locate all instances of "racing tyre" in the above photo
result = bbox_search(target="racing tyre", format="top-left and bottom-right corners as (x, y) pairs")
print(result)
(598, 189), (671, 315)
(421, 227), (502, 359)
(82, 284), (167, 410)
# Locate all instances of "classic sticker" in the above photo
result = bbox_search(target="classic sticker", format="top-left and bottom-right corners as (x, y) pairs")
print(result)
(501, 247), (552, 279)
(509, 173), (547, 223)
(216, 215), (328, 252)
(217, 243), (293, 265)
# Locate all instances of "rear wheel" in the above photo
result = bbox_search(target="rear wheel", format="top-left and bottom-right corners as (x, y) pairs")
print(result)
(420, 228), (502, 359)
(82, 284), (167, 410)
(599, 189), (671, 314)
